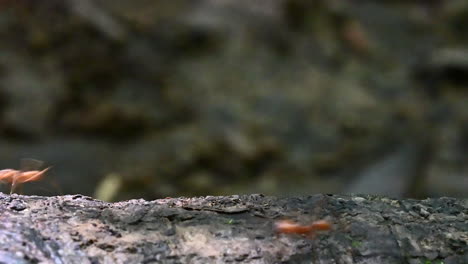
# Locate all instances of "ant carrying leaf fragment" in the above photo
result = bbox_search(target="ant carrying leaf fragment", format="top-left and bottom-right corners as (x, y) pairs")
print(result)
(0, 159), (50, 194)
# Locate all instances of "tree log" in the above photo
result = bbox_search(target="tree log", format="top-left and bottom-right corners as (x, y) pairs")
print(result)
(0, 193), (466, 263)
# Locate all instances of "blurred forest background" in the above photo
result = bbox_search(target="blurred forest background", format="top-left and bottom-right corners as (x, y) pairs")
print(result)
(0, 0), (466, 201)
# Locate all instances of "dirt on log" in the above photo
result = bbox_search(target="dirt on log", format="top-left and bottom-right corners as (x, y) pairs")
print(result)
(0, 193), (466, 264)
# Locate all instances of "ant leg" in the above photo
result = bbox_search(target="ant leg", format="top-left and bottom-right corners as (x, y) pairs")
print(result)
(306, 232), (316, 239)
(10, 172), (19, 194)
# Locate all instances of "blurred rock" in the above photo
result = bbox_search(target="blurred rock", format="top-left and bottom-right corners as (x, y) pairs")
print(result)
(344, 144), (426, 198)
(424, 122), (468, 197)
(0, 53), (65, 138)
(0, 1), (466, 199)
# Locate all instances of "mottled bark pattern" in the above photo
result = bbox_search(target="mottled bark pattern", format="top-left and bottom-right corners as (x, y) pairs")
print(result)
(0, 193), (466, 263)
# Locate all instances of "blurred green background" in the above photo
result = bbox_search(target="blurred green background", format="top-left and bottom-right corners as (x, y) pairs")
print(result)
(0, 0), (466, 201)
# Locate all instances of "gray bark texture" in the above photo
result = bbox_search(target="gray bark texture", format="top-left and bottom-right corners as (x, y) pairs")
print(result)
(0, 193), (466, 264)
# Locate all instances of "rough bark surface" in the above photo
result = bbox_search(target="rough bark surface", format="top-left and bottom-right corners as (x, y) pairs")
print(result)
(0, 193), (466, 264)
